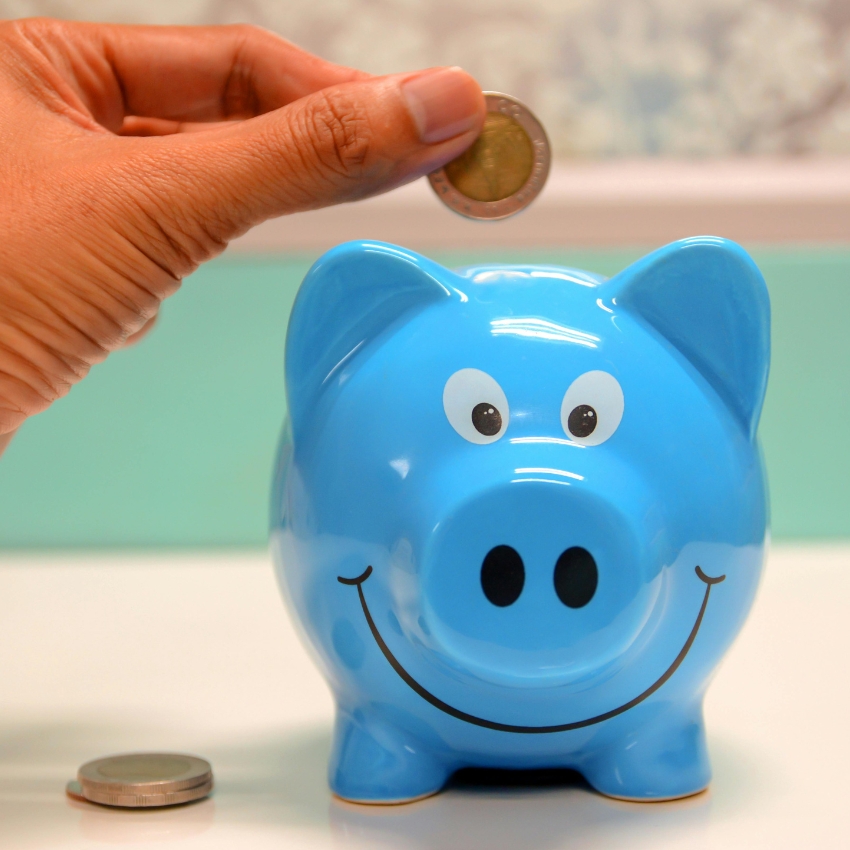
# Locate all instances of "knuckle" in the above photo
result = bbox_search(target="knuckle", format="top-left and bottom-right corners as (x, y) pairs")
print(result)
(220, 25), (270, 117)
(223, 23), (287, 58)
(222, 65), (260, 119)
(223, 22), (266, 41)
(304, 90), (372, 181)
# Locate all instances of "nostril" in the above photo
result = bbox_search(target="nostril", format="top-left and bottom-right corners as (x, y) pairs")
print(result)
(554, 547), (598, 608)
(481, 545), (525, 607)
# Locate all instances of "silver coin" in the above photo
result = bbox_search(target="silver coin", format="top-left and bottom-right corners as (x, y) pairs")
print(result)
(73, 753), (213, 808)
(428, 92), (551, 221)
(68, 777), (213, 808)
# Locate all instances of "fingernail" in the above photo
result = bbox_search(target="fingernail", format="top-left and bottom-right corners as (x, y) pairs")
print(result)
(401, 67), (483, 144)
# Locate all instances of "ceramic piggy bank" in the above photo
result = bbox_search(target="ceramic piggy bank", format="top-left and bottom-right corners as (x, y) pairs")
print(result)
(272, 236), (770, 804)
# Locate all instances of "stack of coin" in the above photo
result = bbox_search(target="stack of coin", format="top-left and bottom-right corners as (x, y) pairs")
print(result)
(66, 753), (213, 808)
(429, 92), (551, 220)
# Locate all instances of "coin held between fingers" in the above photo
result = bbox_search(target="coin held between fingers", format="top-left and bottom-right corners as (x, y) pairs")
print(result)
(429, 92), (551, 220)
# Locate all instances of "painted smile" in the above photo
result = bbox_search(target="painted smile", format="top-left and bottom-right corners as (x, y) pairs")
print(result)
(338, 565), (725, 734)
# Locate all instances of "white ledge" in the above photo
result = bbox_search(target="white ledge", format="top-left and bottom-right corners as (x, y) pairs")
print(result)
(230, 158), (850, 252)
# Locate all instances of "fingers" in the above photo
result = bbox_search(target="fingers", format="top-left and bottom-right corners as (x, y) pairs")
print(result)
(118, 116), (238, 136)
(6, 19), (367, 130)
(111, 67), (485, 268)
(99, 23), (368, 118)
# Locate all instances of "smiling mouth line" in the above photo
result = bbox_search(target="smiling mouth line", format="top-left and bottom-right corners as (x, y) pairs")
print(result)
(337, 564), (725, 734)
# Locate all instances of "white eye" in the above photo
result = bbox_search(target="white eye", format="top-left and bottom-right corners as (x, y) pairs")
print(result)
(560, 371), (624, 446)
(443, 369), (509, 444)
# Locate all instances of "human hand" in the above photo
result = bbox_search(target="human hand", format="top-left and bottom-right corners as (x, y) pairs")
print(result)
(0, 18), (485, 447)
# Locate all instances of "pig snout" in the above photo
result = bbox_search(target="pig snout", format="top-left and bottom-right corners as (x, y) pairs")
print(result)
(415, 472), (664, 688)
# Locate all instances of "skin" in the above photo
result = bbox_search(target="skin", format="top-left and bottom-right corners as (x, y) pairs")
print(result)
(0, 18), (486, 455)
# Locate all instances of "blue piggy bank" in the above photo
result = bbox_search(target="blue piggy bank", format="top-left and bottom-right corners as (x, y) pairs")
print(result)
(272, 237), (770, 804)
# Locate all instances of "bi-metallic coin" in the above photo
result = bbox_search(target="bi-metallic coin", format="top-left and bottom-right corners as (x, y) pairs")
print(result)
(428, 92), (550, 220)
(68, 752), (213, 808)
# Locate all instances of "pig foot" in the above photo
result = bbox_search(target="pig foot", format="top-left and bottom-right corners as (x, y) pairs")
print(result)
(329, 710), (451, 804)
(580, 707), (710, 801)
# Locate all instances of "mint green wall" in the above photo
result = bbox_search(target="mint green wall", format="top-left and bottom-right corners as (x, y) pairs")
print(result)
(0, 247), (847, 548)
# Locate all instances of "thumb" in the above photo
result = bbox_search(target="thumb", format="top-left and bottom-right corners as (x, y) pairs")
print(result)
(121, 67), (485, 266)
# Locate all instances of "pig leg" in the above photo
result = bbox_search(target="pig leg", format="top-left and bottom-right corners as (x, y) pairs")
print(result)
(329, 708), (453, 803)
(579, 703), (710, 801)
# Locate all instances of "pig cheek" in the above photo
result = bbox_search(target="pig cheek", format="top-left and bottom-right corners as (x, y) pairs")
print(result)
(332, 619), (366, 671)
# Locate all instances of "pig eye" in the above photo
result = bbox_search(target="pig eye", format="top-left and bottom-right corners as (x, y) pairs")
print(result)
(560, 371), (624, 446)
(443, 368), (509, 444)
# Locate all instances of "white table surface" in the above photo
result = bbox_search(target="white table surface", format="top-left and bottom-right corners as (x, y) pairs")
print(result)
(0, 545), (846, 850)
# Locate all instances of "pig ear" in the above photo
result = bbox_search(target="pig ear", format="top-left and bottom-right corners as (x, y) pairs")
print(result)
(285, 240), (454, 435)
(608, 237), (770, 440)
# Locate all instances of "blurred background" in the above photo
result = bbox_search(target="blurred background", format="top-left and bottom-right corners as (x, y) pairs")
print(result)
(5, 0), (850, 156)
(0, 0), (848, 548)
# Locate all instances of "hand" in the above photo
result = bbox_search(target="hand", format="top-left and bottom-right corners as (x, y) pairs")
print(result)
(0, 18), (485, 448)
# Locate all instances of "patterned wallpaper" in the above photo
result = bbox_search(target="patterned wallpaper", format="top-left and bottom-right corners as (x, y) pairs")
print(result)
(2, 0), (849, 157)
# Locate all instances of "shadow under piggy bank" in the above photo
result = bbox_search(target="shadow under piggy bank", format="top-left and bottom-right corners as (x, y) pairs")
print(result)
(328, 734), (765, 850)
(329, 768), (712, 850)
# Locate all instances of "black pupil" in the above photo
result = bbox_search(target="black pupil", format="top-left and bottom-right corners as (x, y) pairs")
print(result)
(554, 547), (598, 608)
(568, 404), (597, 438)
(472, 402), (502, 436)
(481, 545), (525, 607)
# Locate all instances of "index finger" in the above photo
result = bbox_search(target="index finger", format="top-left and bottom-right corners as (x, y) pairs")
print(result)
(12, 19), (368, 128)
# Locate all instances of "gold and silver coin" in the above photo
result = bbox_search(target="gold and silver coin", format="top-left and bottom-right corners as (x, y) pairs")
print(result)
(67, 753), (213, 808)
(429, 92), (550, 220)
